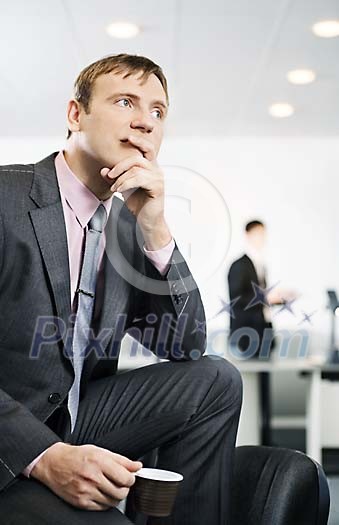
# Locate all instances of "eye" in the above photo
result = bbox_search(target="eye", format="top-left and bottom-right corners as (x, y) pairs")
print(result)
(151, 109), (163, 119)
(116, 98), (131, 108)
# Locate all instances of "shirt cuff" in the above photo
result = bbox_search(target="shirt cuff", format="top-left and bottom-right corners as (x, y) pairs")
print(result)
(22, 444), (60, 478)
(143, 238), (175, 276)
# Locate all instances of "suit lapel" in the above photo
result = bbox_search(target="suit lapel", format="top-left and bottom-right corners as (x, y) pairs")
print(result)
(29, 153), (72, 351)
(28, 153), (132, 378)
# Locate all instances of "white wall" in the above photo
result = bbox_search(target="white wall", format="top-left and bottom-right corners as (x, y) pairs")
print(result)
(159, 137), (339, 358)
(1, 136), (338, 358)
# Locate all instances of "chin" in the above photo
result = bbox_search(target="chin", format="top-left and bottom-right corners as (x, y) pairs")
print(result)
(96, 154), (119, 170)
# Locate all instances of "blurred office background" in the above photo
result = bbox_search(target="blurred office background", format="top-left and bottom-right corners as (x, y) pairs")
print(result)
(0, 0), (339, 521)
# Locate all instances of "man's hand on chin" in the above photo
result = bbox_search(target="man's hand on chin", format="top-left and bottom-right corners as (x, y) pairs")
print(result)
(100, 135), (172, 250)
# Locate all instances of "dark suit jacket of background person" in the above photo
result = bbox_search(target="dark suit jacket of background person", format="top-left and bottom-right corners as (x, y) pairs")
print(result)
(0, 152), (206, 493)
(228, 254), (275, 355)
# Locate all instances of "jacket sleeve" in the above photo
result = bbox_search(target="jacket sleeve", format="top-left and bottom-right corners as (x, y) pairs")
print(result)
(0, 213), (3, 275)
(126, 233), (207, 361)
(0, 393), (62, 491)
(228, 260), (254, 308)
(0, 212), (61, 492)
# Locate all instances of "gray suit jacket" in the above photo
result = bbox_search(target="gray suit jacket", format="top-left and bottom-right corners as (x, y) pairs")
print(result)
(0, 152), (206, 492)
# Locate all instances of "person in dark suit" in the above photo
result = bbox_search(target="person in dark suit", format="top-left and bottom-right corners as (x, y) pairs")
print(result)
(0, 54), (242, 524)
(228, 220), (276, 445)
(228, 220), (276, 358)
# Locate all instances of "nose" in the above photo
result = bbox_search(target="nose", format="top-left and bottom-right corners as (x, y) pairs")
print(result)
(130, 110), (154, 134)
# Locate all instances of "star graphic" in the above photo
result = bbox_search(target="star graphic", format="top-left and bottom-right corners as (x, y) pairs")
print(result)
(191, 320), (207, 335)
(210, 296), (241, 320)
(298, 310), (317, 325)
(275, 297), (297, 317)
(244, 281), (280, 311)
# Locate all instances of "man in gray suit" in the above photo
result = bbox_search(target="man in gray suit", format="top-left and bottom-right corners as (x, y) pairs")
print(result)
(0, 54), (242, 524)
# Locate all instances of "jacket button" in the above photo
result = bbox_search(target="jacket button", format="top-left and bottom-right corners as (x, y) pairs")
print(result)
(48, 393), (61, 404)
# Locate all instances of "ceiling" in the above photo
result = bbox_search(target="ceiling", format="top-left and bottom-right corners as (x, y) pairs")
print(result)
(1, 0), (338, 137)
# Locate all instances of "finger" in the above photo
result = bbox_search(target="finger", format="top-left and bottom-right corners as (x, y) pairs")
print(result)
(97, 470), (136, 496)
(102, 457), (139, 487)
(94, 477), (130, 504)
(115, 172), (162, 197)
(101, 156), (149, 181)
(114, 175), (149, 195)
(96, 447), (143, 473)
(126, 135), (156, 162)
(100, 167), (111, 177)
(110, 168), (149, 193)
(110, 452), (143, 472)
(72, 492), (112, 511)
(85, 500), (112, 511)
(113, 155), (150, 179)
(95, 496), (120, 509)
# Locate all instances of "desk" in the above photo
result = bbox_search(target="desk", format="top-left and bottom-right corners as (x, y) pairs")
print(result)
(225, 355), (339, 464)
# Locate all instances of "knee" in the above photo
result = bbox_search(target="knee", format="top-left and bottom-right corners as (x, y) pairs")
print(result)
(178, 355), (242, 410)
(202, 356), (243, 408)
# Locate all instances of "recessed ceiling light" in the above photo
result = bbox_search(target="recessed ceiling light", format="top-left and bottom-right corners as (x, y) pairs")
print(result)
(287, 69), (316, 85)
(106, 21), (140, 39)
(312, 20), (339, 38)
(269, 103), (295, 118)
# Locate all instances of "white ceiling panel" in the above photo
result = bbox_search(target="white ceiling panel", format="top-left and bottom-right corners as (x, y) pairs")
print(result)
(0, 0), (338, 137)
(65, 0), (177, 75)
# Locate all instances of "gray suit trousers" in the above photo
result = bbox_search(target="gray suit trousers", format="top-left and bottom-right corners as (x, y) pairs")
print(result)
(0, 356), (242, 525)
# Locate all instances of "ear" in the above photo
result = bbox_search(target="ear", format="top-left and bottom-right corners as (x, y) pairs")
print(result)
(66, 99), (82, 133)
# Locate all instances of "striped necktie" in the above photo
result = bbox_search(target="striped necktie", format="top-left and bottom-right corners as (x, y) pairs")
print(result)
(67, 203), (107, 433)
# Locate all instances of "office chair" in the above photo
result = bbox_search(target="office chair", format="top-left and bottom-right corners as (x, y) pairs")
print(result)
(126, 446), (330, 525)
(230, 446), (330, 525)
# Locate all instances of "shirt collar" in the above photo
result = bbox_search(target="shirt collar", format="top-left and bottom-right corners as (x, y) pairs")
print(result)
(245, 245), (266, 267)
(55, 150), (113, 228)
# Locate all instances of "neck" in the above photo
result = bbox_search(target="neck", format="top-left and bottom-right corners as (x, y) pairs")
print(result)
(63, 142), (112, 201)
(246, 245), (265, 261)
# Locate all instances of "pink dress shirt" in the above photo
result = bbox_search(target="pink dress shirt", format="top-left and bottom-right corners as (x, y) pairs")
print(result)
(22, 151), (175, 477)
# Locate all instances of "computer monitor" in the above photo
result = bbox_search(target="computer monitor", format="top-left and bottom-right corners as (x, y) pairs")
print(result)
(327, 290), (339, 363)
(327, 290), (339, 312)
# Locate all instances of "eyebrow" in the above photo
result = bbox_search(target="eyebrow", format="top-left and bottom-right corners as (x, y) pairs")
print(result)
(108, 92), (169, 114)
